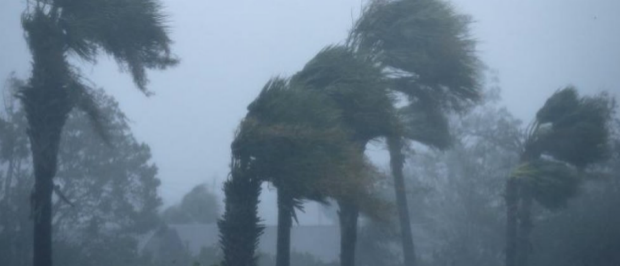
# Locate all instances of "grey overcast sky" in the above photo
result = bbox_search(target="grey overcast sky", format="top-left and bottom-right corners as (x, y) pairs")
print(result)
(1, 0), (619, 224)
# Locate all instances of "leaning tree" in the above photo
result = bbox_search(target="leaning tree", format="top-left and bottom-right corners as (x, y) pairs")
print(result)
(219, 78), (384, 266)
(347, 0), (482, 265)
(505, 87), (615, 266)
(290, 46), (398, 266)
(285, 1), (482, 265)
(19, 1), (177, 266)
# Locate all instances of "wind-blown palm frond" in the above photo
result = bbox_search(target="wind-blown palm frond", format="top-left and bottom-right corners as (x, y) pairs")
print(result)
(291, 45), (397, 142)
(20, 3), (177, 266)
(350, 0), (481, 112)
(398, 101), (451, 149)
(535, 88), (579, 124)
(65, 72), (112, 144)
(512, 160), (580, 210)
(233, 77), (364, 203)
(534, 87), (615, 168)
(245, 78), (341, 130)
(506, 87), (615, 266)
(56, 0), (178, 91)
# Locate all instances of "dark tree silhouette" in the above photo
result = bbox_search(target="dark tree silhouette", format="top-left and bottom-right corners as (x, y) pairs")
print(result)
(221, 78), (372, 266)
(505, 87), (615, 266)
(19, 1), (177, 266)
(348, 1), (482, 265)
(291, 46), (396, 266)
(218, 155), (264, 266)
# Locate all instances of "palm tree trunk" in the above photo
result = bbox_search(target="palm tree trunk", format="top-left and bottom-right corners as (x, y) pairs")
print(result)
(27, 96), (66, 266)
(338, 199), (359, 266)
(516, 190), (533, 266)
(276, 190), (293, 266)
(505, 178), (519, 266)
(28, 109), (65, 266)
(22, 12), (72, 266)
(219, 157), (264, 266)
(387, 137), (416, 266)
(1, 152), (16, 266)
(31, 154), (55, 266)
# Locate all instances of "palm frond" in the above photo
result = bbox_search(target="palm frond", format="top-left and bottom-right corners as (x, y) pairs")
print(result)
(233, 77), (364, 202)
(65, 72), (111, 145)
(291, 45), (398, 142)
(57, 0), (178, 91)
(399, 101), (451, 149)
(246, 77), (342, 130)
(350, 0), (482, 112)
(512, 159), (581, 210)
(533, 87), (616, 168)
(536, 87), (579, 124)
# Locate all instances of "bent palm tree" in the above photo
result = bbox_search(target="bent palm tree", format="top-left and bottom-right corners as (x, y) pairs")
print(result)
(286, 1), (480, 265)
(222, 78), (381, 266)
(19, 1), (177, 266)
(347, 1), (482, 265)
(291, 46), (397, 266)
(505, 87), (614, 266)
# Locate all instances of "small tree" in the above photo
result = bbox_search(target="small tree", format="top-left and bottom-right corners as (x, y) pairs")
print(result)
(163, 184), (220, 224)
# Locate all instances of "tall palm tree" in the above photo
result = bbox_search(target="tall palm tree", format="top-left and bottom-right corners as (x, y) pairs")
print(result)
(291, 46), (397, 266)
(223, 78), (378, 266)
(286, 1), (480, 265)
(347, 1), (481, 265)
(19, 1), (177, 266)
(505, 87), (614, 266)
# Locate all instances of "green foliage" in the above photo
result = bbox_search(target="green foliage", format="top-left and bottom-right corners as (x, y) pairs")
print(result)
(350, 0), (481, 112)
(233, 78), (366, 203)
(534, 87), (615, 168)
(512, 160), (580, 210)
(163, 184), (220, 224)
(535, 88), (580, 124)
(218, 157), (264, 266)
(39, 0), (179, 91)
(529, 121), (620, 266)
(514, 87), (616, 209)
(398, 102), (451, 149)
(291, 46), (396, 142)
(19, 2), (177, 265)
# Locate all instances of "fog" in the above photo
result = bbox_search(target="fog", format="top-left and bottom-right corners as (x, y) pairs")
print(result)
(0, 0), (619, 266)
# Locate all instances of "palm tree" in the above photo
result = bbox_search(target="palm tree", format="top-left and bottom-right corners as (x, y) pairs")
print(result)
(504, 87), (615, 266)
(218, 154), (264, 266)
(286, 1), (481, 265)
(291, 46), (397, 266)
(347, 1), (482, 265)
(19, 1), (177, 266)
(222, 78), (377, 266)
